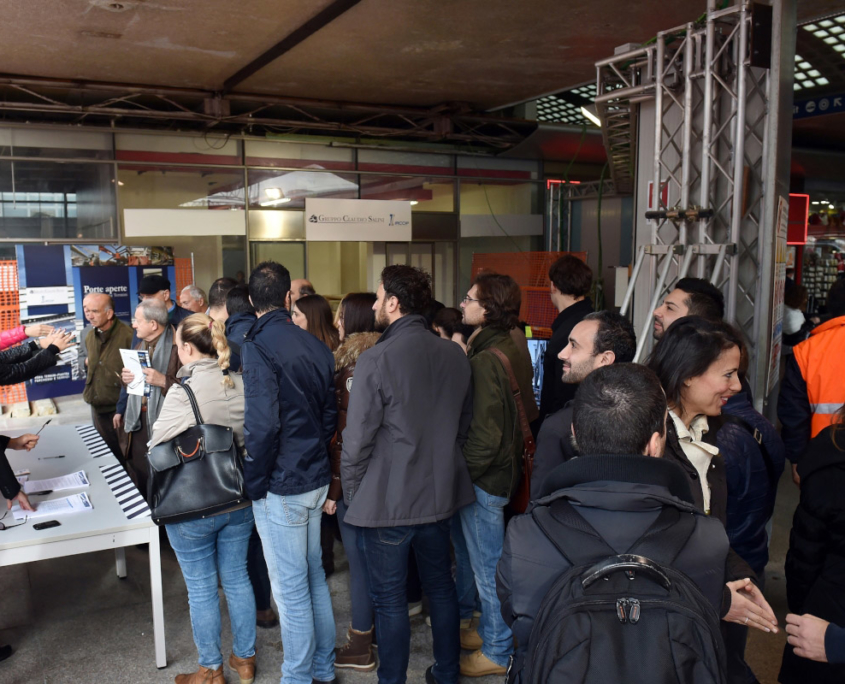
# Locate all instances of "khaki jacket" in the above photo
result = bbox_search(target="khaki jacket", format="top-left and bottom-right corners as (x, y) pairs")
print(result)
(83, 319), (134, 413)
(149, 358), (245, 450)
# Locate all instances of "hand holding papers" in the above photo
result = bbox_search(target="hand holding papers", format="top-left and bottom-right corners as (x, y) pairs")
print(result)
(120, 349), (151, 397)
(12, 492), (93, 521)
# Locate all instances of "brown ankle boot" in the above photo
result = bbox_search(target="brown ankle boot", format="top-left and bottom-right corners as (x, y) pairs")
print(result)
(174, 664), (225, 684)
(228, 652), (256, 684)
(334, 626), (376, 671)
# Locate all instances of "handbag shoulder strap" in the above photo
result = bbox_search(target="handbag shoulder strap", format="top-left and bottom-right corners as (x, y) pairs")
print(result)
(486, 347), (536, 455)
(179, 382), (205, 425)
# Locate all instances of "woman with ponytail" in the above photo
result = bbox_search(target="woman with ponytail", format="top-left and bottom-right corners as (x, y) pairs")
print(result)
(149, 313), (257, 684)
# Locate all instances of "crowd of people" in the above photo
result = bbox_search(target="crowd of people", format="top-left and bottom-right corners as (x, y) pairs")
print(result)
(1, 257), (844, 684)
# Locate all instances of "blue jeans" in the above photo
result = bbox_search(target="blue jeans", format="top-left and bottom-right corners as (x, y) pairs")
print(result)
(166, 506), (257, 670)
(358, 518), (460, 684)
(336, 498), (374, 632)
(451, 515), (480, 621)
(253, 485), (335, 684)
(459, 485), (513, 667)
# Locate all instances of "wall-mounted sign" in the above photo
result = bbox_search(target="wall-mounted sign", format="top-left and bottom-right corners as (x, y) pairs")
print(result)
(304, 198), (412, 241)
(793, 94), (845, 120)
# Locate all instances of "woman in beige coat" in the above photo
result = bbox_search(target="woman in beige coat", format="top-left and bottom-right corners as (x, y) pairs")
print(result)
(149, 313), (256, 684)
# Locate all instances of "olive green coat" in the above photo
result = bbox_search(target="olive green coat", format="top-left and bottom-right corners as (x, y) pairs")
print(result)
(83, 319), (134, 414)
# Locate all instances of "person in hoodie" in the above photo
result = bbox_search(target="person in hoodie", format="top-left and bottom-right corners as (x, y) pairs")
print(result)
(324, 292), (380, 672)
(497, 363), (766, 684)
(780, 403), (845, 684)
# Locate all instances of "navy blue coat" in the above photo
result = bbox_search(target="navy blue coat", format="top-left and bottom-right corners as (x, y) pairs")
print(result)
(778, 354), (813, 464)
(718, 391), (786, 575)
(225, 311), (256, 372)
(241, 308), (337, 500)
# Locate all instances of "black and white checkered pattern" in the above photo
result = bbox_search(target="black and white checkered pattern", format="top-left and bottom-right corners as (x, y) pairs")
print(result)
(98, 463), (151, 520)
(75, 425), (114, 459)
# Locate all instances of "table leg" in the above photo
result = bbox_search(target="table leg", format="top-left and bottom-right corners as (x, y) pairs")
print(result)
(149, 526), (167, 668)
(115, 547), (127, 579)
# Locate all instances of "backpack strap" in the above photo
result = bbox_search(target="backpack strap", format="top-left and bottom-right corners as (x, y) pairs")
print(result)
(719, 413), (779, 489)
(531, 498), (616, 567)
(625, 506), (696, 564)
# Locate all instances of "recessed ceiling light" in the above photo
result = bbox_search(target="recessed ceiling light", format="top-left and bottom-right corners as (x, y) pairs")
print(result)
(794, 83), (803, 90)
(817, 77), (830, 85)
(835, 44), (845, 52)
(830, 26), (843, 33)
(837, 15), (845, 23)
(799, 61), (812, 69)
(824, 36), (838, 44)
(814, 30), (830, 37)
(820, 19), (834, 27)
(804, 24), (818, 31)
(809, 69), (821, 77)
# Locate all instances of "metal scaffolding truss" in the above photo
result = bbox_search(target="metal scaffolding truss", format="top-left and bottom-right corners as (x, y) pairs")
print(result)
(598, 1), (775, 396)
(546, 178), (619, 252)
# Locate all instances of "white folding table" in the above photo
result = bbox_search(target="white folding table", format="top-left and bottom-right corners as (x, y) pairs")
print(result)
(0, 424), (166, 668)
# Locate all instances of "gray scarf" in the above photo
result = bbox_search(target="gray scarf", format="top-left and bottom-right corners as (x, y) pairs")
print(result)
(124, 324), (174, 438)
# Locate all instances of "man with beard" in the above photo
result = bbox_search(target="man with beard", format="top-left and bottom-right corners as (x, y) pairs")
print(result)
(530, 311), (636, 499)
(652, 277), (725, 339)
(341, 265), (475, 684)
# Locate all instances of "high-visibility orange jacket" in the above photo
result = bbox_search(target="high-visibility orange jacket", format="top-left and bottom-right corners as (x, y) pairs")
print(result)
(794, 316), (845, 438)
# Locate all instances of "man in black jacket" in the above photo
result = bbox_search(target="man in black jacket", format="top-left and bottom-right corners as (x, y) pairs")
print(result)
(0, 329), (73, 387)
(341, 265), (474, 684)
(241, 261), (338, 684)
(497, 364), (776, 684)
(530, 311), (636, 499)
(538, 255), (593, 420)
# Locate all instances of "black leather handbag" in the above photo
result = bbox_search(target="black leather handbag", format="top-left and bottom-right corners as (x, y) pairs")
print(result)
(147, 383), (246, 525)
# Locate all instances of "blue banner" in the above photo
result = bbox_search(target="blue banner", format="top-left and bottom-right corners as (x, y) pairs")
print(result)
(793, 94), (845, 120)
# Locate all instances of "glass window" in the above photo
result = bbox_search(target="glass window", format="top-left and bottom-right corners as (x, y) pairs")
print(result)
(246, 169), (358, 209)
(118, 165), (246, 212)
(358, 149), (452, 174)
(0, 160), (117, 240)
(0, 127), (113, 160)
(250, 241), (305, 280)
(360, 175), (455, 212)
(245, 140), (354, 171)
(115, 133), (241, 165)
(457, 156), (540, 180)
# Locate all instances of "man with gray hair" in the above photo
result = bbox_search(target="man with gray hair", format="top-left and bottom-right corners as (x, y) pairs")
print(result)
(179, 284), (207, 314)
(114, 299), (181, 496)
(82, 292), (133, 461)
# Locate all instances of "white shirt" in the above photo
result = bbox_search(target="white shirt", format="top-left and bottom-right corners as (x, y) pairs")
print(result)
(669, 409), (720, 514)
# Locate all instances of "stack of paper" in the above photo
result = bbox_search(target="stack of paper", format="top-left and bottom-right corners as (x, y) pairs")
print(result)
(12, 492), (94, 520)
(22, 470), (89, 494)
(120, 349), (151, 396)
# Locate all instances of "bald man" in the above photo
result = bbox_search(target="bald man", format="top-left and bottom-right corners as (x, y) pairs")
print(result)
(82, 292), (134, 461)
(289, 278), (315, 307)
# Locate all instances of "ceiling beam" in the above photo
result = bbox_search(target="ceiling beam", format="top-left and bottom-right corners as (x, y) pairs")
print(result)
(222, 0), (365, 94)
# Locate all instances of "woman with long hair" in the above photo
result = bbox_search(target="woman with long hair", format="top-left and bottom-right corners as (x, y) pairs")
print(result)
(781, 403), (845, 683)
(149, 313), (256, 684)
(292, 294), (340, 351)
(325, 292), (380, 671)
(647, 316), (779, 672)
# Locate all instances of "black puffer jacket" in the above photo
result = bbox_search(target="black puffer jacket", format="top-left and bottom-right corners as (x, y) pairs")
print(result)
(497, 455), (731, 683)
(0, 340), (60, 387)
(780, 425), (845, 683)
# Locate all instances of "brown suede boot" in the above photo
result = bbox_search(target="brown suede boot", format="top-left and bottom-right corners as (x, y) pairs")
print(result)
(228, 652), (256, 684)
(174, 664), (225, 684)
(334, 626), (376, 671)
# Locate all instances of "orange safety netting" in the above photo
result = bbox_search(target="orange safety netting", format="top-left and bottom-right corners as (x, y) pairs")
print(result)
(471, 252), (587, 338)
(174, 258), (193, 295)
(0, 260), (28, 406)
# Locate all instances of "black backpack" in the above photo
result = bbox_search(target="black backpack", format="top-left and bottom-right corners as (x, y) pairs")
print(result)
(520, 498), (727, 684)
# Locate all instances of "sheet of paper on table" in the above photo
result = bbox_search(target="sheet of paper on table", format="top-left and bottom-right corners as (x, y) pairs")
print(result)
(119, 349), (151, 396)
(12, 492), (94, 521)
(23, 470), (89, 494)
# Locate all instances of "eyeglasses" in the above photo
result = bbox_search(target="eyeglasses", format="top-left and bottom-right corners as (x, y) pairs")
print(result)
(0, 509), (27, 531)
(462, 295), (479, 304)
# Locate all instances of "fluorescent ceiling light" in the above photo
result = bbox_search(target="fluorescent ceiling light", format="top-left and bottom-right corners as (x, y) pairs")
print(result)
(264, 187), (282, 200)
(260, 197), (292, 207)
(580, 105), (602, 127)
(409, 200), (419, 205)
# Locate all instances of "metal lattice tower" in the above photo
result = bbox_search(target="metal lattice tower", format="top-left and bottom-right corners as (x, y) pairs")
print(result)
(595, 1), (779, 398)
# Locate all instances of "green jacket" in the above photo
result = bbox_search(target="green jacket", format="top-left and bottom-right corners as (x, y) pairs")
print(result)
(83, 319), (134, 414)
(463, 326), (535, 499)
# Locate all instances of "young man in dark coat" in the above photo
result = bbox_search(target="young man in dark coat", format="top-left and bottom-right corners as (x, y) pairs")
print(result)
(341, 265), (474, 684)
(497, 364), (777, 684)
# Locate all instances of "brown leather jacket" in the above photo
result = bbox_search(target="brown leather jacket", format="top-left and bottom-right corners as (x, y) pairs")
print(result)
(328, 332), (380, 501)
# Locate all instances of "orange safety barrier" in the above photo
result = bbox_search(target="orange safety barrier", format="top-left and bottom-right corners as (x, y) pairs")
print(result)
(174, 258), (194, 296)
(471, 252), (588, 339)
(0, 260), (28, 406)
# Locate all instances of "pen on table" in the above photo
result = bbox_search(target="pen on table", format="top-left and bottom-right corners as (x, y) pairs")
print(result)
(35, 419), (52, 436)
(28, 490), (52, 496)
(38, 455), (65, 460)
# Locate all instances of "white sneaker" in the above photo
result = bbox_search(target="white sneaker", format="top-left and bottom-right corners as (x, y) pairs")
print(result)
(408, 601), (423, 617)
